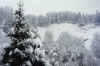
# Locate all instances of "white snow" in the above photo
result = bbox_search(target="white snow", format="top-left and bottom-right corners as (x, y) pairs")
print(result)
(0, 22), (100, 55)
(38, 23), (100, 51)
(39, 23), (86, 41)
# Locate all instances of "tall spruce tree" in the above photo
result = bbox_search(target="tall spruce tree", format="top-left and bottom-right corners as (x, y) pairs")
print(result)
(2, 1), (48, 66)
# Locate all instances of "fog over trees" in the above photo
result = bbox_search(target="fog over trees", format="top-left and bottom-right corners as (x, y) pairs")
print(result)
(0, 5), (100, 66)
(0, 6), (99, 32)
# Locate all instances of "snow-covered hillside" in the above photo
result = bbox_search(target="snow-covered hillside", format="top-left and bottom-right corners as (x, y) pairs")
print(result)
(37, 23), (100, 58)
(38, 23), (91, 50)
(1, 22), (100, 65)
(0, 23), (99, 53)
(37, 23), (100, 65)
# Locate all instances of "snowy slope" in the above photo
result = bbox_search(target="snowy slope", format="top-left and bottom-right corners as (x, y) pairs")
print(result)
(0, 23), (97, 51)
(38, 23), (87, 40)
(38, 23), (100, 51)
(38, 23), (87, 49)
(0, 22), (100, 65)
(0, 22), (99, 54)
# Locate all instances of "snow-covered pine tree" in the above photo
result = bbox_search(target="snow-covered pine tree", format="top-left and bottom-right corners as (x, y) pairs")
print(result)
(2, 1), (48, 66)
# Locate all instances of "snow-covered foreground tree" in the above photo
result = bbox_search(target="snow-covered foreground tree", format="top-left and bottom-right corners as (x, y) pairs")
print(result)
(2, 2), (50, 66)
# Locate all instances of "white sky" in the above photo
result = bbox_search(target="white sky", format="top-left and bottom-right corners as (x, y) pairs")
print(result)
(0, 0), (100, 15)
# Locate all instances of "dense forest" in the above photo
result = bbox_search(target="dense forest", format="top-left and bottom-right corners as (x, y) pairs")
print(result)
(0, 7), (100, 33)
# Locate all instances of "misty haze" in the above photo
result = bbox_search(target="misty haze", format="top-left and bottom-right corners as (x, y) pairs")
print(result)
(0, 0), (100, 66)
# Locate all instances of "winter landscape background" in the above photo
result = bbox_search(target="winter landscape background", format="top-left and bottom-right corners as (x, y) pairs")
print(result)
(0, 0), (100, 66)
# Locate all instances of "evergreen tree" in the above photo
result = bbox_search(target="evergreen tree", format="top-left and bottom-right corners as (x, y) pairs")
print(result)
(2, 1), (48, 66)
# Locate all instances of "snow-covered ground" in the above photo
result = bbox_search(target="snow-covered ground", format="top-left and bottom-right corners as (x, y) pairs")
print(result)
(0, 23), (99, 52)
(1, 22), (100, 61)
(1, 22), (100, 65)
(38, 23), (100, 51)
(38, 23), (86, 41)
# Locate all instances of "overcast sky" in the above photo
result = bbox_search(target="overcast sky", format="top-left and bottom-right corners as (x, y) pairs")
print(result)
(0, 0), (100, 15)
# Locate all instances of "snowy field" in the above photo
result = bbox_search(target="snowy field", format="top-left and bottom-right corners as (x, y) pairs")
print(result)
(0, 23), (99, 53)
(1, 23), (100, 65)
(38, 23), (97, 50)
